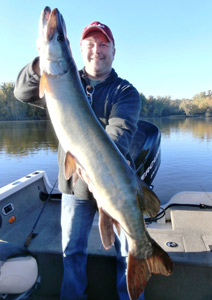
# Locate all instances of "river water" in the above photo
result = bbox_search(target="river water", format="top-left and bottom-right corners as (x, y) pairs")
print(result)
(0, 118), (212, 204)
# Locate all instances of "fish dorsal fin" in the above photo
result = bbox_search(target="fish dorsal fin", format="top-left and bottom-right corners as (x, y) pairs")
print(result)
(137, 177), (160, 217)
(64, 151), (76, 180)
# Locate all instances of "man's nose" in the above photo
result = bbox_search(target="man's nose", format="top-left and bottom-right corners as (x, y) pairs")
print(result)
(93, 44), (100, 54)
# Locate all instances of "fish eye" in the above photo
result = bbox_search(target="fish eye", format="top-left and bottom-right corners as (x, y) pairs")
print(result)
(57, 34), (64, 42)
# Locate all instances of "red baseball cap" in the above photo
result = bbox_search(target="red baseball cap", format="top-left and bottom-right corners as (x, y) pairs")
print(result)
(81, 21), (115, 45)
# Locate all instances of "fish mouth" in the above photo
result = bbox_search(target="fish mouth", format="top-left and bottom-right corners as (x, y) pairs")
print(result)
(44, 6), (51, 21)
(39, 6), (72, 76)
(45, 8), (66, 42)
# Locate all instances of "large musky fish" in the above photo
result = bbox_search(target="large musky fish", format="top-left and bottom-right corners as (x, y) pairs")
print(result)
(38, 7), (173, 300)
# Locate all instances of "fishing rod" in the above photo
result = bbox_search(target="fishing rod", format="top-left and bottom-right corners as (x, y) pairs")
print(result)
(24, 178), (58, 248)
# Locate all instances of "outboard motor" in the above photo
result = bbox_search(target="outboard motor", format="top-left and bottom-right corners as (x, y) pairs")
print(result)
(130, 120), (161, 186)
(0, 240), (39, 300)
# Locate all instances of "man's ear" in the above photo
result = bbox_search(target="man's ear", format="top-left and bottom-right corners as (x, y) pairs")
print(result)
(113, 47), (116, 57)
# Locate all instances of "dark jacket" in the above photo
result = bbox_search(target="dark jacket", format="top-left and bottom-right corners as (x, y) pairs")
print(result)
(14, 57), (141, 199)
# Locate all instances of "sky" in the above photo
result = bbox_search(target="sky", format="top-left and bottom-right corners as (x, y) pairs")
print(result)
(1, 0), (211, 100)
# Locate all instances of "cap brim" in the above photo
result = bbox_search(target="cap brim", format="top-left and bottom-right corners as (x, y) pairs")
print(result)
(81, 27), (112, 43)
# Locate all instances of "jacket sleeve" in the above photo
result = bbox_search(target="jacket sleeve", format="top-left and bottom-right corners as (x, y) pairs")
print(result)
(105, 82), (141, 159)
(14, 57), (47, 109)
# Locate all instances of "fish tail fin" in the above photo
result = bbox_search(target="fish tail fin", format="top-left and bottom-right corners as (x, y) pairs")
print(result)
(127, 253), (150, 300)
(146, 240), (173, 276)
(127, 242), (173, 300)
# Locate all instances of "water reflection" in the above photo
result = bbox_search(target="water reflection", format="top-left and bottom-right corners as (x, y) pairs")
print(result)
(0, 121), (58, 156)
(147, 117), (212, 141)
(1, 118), (211, 157)
(148, 117), (212, 203)
(0, 118), (212, 202)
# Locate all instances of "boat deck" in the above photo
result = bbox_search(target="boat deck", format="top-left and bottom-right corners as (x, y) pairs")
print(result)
(1, 172), (212, 300)
(0, 173), (119, 299)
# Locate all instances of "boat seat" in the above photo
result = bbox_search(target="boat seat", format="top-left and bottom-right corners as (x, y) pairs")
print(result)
(0, 256), (38, 294)
(0, 241), (38, 295)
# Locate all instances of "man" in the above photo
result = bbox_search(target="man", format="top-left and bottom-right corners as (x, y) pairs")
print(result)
(14, 18), (144, 300)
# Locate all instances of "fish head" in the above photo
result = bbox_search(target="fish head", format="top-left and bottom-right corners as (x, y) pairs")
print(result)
(38, 7), (72, 76)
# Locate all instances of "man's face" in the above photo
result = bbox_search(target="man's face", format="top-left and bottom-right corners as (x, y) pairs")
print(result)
(81, 31), (115, 80)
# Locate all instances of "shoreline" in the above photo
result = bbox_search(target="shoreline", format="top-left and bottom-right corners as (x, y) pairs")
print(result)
(1, 114), (212, 122)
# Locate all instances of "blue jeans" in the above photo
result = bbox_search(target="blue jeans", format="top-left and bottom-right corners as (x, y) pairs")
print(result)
(60, 193), (145, 300)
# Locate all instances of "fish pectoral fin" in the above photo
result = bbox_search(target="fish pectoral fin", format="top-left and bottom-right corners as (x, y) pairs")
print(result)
(64, 151), (76, 180)
(39, 73), (48, 98)
(137, 177), (160, 217)
(146, 240), (173, 276)
(114, 220), (121, 237)
(127, 252), (151, 300)
(99, 208), (115, 250)
(71, 172), (78, 188)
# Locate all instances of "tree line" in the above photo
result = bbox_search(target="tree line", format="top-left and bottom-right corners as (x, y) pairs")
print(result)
(0, 82), (47, 120)
(140, 91), (212, 117)
(0, 82), (211, 120)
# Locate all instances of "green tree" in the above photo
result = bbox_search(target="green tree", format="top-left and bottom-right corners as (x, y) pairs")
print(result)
(0, 82), (48, 120)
